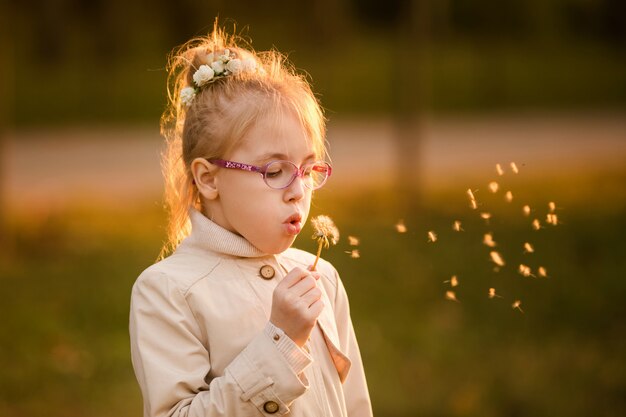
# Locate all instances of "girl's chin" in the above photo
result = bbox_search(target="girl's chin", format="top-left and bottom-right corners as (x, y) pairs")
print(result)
(257, 237), (297, 255)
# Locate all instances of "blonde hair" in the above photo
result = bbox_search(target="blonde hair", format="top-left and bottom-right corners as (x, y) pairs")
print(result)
(159, 24), (327, 258)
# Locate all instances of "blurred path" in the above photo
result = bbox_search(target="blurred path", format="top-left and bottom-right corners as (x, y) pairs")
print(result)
(3, 113), (625, 210)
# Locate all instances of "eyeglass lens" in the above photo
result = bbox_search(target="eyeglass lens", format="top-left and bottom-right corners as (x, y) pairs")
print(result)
(264, 161), (329, 189)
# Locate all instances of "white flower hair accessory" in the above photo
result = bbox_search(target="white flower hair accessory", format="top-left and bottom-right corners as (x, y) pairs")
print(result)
(180, 87), (196, 107)
(180, 49), (258, 107)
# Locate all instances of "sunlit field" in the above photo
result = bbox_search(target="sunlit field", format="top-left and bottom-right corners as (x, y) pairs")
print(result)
(1, 165), (624, 416)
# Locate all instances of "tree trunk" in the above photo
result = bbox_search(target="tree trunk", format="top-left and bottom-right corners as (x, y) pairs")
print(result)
(0, 4), (13, 252)
(392, 0), (431, 214)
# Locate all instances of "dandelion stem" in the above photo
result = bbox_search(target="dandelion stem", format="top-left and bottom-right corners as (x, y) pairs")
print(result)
(312, 240), (324, 270)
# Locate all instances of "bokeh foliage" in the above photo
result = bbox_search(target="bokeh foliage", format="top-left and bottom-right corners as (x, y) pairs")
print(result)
(3, 0), (626, 125)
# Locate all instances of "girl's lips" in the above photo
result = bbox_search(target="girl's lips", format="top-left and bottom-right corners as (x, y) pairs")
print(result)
(285, 220), (302, 235)
(284, 213), (303, 235)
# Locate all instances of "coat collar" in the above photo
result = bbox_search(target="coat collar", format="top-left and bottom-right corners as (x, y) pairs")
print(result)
(180, 207), (268, 258)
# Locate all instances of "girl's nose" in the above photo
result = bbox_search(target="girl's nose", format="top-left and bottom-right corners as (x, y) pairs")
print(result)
(285, 173), (306, 202)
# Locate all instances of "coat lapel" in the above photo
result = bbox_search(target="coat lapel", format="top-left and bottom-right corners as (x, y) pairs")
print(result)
(278, 256), (352, 383)
(315, 288), (352, 383)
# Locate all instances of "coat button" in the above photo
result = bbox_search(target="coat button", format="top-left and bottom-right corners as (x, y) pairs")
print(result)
(263, 400), (279, 414)
(259, 265), (275, 280)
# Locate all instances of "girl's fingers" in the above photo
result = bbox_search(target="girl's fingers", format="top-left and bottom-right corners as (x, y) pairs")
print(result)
(281, 267), (310, 289)
(308, 298), (325, 315)
(290, 275), (318, 297)
(301, 286), (322, 307)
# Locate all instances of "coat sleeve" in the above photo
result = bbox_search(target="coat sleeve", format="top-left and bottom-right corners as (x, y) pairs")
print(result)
(129, 270), (312, 417)
(331, 268), (374, 417)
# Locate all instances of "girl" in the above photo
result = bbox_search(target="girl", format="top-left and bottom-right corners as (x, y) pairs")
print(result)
(129, 25), (373, 416)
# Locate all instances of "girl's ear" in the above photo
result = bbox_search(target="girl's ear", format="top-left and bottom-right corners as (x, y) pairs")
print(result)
(191, 158), (219, 200)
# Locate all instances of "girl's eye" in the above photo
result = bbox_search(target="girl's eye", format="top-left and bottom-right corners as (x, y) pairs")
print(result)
(266, 169), (283, 178)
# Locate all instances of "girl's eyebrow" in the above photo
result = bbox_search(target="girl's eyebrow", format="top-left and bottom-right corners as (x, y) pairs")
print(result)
(255, 152), (317, 164)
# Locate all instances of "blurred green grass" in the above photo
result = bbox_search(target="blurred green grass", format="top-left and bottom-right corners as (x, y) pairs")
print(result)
(1, 170), (624, 416)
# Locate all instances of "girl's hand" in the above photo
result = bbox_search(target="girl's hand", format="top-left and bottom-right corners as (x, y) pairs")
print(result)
(270, 267), (324, 347)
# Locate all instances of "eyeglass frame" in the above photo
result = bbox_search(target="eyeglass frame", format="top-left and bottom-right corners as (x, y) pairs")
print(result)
(207, 158), (332, 190)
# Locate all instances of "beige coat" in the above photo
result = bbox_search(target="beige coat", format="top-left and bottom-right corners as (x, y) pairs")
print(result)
(129, 209), (372, 416)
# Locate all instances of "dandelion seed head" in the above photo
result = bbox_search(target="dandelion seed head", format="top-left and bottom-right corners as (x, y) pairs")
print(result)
(470, 199), (478, 210)
(512, 300), (524, 312)
(488, 181), (499, 193)
(490, 251), (505, 267)
(310, 215), (339, 271)
(510, 162), (519, 174)
(538, 266), (548, 277)
(450, 275), (459, 287)
(395, 220), (407, 233)
(505, 191), (513, 202)
(428, 231), (438, 243)
(311, 215), (340, 247)
(348, 236), (360, 246)
(453, 220), (463, 232)
(346, 249), (360, 259)
(523, 205), (531, 217)
(480, 212), (492, 221)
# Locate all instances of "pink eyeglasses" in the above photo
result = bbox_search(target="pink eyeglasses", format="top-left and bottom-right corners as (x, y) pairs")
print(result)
(208, 159), (332, 190)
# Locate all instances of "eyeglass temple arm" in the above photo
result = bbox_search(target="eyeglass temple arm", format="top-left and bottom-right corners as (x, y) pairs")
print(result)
(207, 159), (264, 173)
(313, 164), (332, 176)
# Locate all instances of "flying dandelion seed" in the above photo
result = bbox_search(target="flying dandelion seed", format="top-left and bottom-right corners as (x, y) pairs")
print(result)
(451, 276), (459, 287)
(395, 220), (407, 233)
(490, 251), (505, 267)
(512, 300), (524, 313)
(496, 163), (504, 176)
(445, 291), (459, 302)
(518, 264), (534, 277)
(532, 219), (541, 230)
(452, 220), (464, 232)
(483, 233), (497, 247)
(469, 199), (478, 210)
(523, 242), (535, 253)
(427, 231), (438, 243)
(480, 212), (492, 224)
(444, 275), (459, 287)
(488, 288), (503, 299)
(546, 213), (559, 226)
(348, 236), (360, 246)
(311, 215), (340, 270)
(345, 249), (360, 259)
(488, 181), (499, 193)
(510, 162), (519, 174)
(538, 266), (548, 277)
(505, 191), (513, 202)
(548, 201), (556, 213)
(466, 188), (477, 201)
(523, 205), (531, 217)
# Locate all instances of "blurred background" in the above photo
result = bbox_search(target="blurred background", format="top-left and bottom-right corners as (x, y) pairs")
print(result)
(1, 1), (625, 416)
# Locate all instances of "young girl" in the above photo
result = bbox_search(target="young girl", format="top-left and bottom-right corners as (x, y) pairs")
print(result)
(129, 25), (372, 416)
